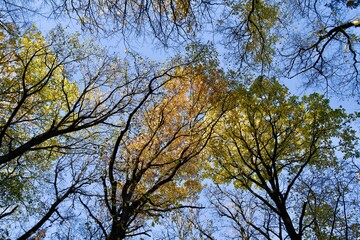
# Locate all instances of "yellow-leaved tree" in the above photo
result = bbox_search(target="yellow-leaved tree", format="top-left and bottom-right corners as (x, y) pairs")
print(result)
(206, 77), (359, 239)
(77, 51), (228, 239)
(0, 26), (80, 220)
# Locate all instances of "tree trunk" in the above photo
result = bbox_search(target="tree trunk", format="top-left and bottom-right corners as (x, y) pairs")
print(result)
(108, 221), (127, 240)
(279, 205), (301, 240)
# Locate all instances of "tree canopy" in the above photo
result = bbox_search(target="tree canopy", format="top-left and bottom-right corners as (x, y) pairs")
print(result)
(0, 0), (359, 239)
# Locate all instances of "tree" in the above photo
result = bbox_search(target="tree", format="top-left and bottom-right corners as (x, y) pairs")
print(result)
(281, 5), (360, 95)
(206, 77), (360, 239)
(0, 25), (84, 222)
(78, 55), (227, 239)
(0, 24), (135, 167)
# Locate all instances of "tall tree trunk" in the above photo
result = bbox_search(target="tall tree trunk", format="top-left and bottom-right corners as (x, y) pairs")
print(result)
(278, 204), (301, 240)
(108, 220), (127, 240)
